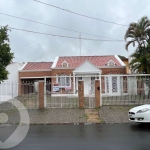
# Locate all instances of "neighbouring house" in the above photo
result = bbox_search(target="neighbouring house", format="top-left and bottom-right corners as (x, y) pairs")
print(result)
(118, 56), (129, 74)
(0, 62), (24, 101)
(18, 55), (128, 96)
(5, 62), (25, 82)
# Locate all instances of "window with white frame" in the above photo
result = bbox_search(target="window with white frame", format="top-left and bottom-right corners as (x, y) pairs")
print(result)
(57, 74), (71, 87)
(105, 60), (116, 66)
(61, 61), (69, 68)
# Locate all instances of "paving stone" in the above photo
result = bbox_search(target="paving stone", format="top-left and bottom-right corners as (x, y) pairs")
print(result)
(99, 106), (132, 123)
(0, 106), (135, 124)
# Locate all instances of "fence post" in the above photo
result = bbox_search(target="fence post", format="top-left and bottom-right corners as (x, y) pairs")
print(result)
(38, 81), (45, 109)
(95, 79), (100, 108)
(78, 80), (84, 108)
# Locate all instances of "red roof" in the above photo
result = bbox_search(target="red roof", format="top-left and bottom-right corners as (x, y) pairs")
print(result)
(55, 56), (122, 68)
(23, 62), (53, 70)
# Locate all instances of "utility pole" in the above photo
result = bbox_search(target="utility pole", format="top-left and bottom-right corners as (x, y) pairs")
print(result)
(79, 33), (81, 56)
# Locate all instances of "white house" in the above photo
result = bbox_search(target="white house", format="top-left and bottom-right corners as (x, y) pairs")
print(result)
(0, 62), (24, 101)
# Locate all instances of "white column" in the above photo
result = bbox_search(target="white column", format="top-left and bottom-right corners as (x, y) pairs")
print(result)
(73, 73), (75, 94)
(99, 72), (102, 106)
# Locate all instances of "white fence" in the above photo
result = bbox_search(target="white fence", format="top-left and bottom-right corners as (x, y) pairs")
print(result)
(1, 74), (150, 109)
(101, 74), (150, 105)
(0, 81), (18, 102)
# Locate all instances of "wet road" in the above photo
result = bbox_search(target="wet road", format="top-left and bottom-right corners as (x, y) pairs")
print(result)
(1, 123), (150, 150)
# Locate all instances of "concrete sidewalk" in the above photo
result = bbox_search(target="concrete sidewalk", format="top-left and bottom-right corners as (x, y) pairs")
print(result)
(0, 106), (133, 125)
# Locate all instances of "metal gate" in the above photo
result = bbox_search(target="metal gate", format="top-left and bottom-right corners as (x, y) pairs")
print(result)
(84, 81), (95, 108)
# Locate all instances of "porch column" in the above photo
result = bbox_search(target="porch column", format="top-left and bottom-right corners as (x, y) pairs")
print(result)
(78, 80), (84, 108)
(99, 73), (102, 106)
(38, 81), (45, 109)
(44, 77), (46, 107)
(73, 73), (75, 94)
(95, 79), (100, 108)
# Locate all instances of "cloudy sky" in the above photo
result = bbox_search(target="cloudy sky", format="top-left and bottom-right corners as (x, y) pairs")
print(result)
(1, 0), (150, 62)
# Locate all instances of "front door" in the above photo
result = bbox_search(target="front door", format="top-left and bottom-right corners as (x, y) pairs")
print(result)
(83, 77), (90, 95)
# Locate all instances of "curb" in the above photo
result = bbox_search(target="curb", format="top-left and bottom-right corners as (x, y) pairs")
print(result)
(0, 122), (131, 126)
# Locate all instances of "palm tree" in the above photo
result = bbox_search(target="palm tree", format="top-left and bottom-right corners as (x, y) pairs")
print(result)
(129, 39), (150, 74)
(125, 16), (150, 51)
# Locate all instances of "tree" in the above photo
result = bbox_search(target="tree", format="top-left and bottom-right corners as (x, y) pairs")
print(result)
(129, 36), (150, 74)
(124, 16), (150, 51)
(0, 26), (14, 81)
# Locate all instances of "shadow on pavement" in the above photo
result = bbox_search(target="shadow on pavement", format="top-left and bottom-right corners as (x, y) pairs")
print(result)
(129, 123), (150, 131)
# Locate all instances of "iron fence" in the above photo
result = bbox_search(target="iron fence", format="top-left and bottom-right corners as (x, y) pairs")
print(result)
(0, 81), (38, 109)
(1, 75), (150, 109)
(101, 75), (150, 105)
(45, 81), (78, 108)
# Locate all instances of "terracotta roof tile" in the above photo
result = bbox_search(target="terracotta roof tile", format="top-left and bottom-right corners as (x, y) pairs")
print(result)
(55, 56), (122, 68)
(23, 62), (53, 70)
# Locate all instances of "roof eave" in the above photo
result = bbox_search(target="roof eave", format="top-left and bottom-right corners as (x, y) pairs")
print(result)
(19, 69), (51, 72)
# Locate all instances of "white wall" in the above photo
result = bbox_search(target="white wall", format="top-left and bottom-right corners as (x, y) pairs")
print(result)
(5, 62), (24, 82)
(0, 63), (24, 101)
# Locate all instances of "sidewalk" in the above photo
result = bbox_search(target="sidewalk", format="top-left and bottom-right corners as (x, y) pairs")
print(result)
(99, 106), (132, 124)
(0, 106), (133, 125)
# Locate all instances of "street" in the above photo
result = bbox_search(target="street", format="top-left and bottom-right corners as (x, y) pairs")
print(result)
(0, 123), (150, 150)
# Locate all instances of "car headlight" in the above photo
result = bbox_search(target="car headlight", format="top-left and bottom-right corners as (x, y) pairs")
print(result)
(137, 108), (150, 113)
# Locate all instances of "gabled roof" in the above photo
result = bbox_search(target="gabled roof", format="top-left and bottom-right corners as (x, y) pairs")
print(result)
(22, 62), (53, 70)
(73, 60), (101, 74)
(54, 55), (124, 68)
(7, 62), (24, 68)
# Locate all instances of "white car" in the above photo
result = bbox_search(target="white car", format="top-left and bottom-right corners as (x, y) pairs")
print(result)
(128, 104), (150, 123)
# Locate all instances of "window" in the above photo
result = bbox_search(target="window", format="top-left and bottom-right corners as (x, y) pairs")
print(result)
(57, 74), (71, 87)
(106, 77), (109, 93)
(106, 60), (116, 66)
(61, 61), (69, 67)
(91, 77), (95, 81)
(78, 77), (82, 80)
(112, 77), (118, 93)
(105, 76), (119, 94)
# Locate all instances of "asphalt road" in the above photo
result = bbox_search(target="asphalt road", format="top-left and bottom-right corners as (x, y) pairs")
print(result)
(1, 123), (150, 150)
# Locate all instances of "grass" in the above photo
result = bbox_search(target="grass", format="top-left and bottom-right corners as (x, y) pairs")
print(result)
(99, 118), (105, 123)
(95, 108), (100, 111)
(84, 114), (89, 120)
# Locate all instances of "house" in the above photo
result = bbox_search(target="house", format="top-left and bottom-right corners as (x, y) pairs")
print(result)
(18, 62), (53, 94)
(118, 56), (129, 74)
(18, 55), (126, 96)
(0, 62), (24, 101)
(5, 62), (24, 82)
(50, 55), (126, 96)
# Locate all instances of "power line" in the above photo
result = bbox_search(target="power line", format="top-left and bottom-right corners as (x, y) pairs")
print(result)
(0, 25), (125, 42)
(34, 0), (128, 27)
(0, 12), (123, 41)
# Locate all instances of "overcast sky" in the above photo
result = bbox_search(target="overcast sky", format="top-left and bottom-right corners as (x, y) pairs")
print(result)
(1, 0), (150, 62)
